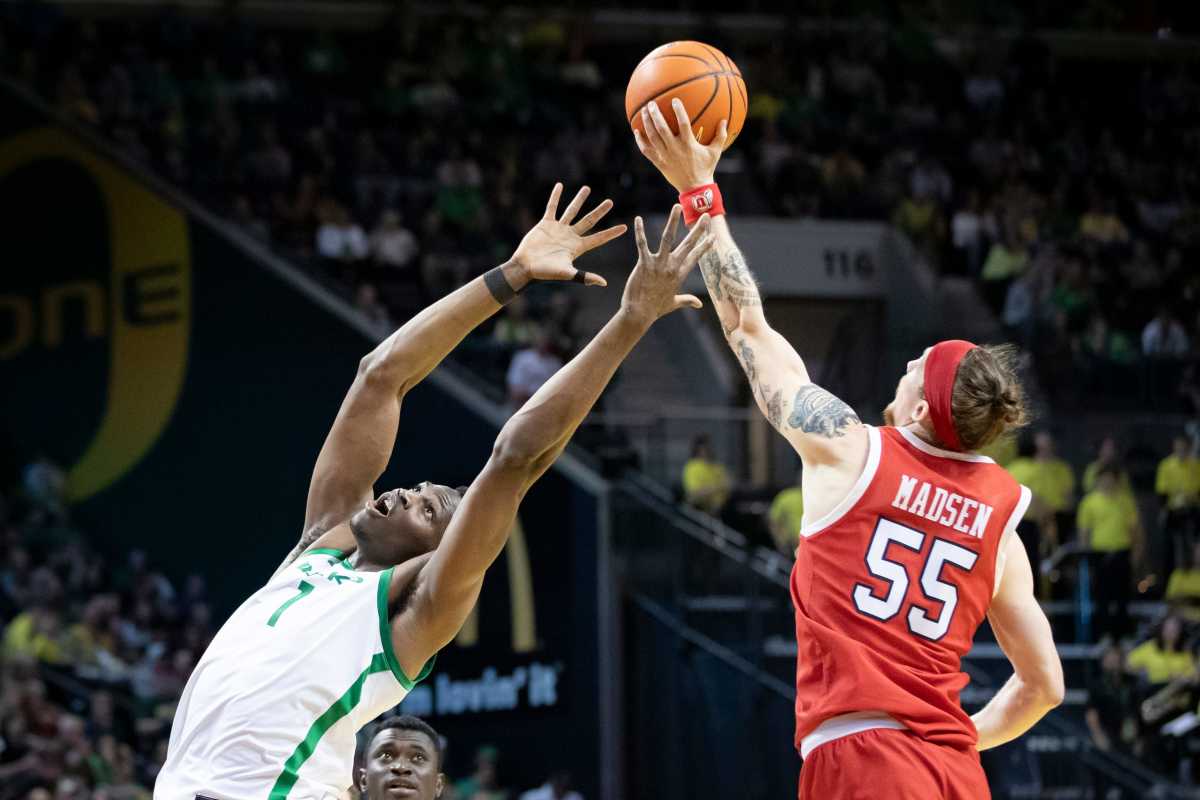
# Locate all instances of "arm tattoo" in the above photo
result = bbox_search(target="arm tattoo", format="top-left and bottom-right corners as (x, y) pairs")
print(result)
(786, 385), (861, 438)
(698, 250), (762, 309)
(736, 338), (757, 384)
(717, 251), (761, 308)
(736, 340), (784, 430)
(764, 386), (783, 429)
(699, 251), (724, 301)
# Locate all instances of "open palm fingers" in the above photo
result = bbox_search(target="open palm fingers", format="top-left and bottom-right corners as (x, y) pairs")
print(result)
(559, 185), (591, 225)
(572, 197), (614, 234)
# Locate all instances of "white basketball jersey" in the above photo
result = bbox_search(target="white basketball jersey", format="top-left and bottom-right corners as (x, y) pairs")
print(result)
(155, 549), (432, 800)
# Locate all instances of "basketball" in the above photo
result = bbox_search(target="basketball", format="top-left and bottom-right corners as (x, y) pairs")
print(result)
(625, 41), (747, 149)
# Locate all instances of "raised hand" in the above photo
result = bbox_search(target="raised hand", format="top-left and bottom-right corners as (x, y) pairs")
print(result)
(621, 205), (714, 324)
(634, 99), (730, 194)
(510, 183), (627, 286)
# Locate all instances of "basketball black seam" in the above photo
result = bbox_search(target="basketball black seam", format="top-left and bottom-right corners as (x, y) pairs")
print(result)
(714, 47), (744, 83)
(714, 49), (745, 131)
(699, 44), (729, 77)
(627, 70), (738, 123)
(700, 44), (735, 133)
(692, 76), (722, 129)
(650, 53), (715, 68)
(725, 74), (733, 128)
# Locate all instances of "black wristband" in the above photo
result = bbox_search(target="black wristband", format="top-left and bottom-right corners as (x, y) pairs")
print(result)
(485, 265), (520, 304)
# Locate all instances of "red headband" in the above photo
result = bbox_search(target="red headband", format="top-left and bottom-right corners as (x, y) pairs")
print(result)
(923, 339), (977, 451)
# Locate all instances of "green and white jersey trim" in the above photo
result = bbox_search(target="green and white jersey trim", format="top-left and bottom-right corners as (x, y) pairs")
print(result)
(155, 550), (434, 800)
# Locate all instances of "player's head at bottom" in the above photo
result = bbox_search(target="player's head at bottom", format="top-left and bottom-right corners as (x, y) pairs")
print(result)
(882, 342), (1028, 452)
(350, 482), (466, 565)
(358, 715), (446, 799)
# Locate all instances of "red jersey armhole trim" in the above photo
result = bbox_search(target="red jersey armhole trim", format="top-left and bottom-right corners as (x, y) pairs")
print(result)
(1005, 485), (1033, 534)
(800, 426), (882, 539)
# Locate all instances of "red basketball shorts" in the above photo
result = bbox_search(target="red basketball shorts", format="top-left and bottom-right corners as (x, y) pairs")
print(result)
(799, 728), (990, 800)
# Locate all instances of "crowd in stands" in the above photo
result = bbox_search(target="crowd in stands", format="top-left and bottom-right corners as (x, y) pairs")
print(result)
(0, 458), (201, 798)
(6, 5), (1200, 417)
(0, 457), (580, 800)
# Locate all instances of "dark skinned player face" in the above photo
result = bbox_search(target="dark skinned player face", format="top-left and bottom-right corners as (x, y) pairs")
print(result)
(359, 730), (445, 799)
(349, 482), (461, 564)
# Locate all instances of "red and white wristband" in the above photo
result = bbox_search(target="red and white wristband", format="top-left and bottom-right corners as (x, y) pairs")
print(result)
(679, 182), (725, 226)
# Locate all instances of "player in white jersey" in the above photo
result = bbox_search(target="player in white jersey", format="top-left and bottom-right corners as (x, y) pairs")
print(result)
(155, 184), (715, 800)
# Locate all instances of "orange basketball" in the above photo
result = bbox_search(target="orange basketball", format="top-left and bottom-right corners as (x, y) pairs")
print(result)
(626, 41), (747, 149)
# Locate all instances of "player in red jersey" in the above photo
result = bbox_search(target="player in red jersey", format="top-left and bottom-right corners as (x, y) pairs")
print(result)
(636, 100), (1065, 799)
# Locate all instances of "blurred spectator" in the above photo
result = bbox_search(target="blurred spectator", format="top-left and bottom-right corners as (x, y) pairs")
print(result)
(519, 772), (583, 800)
(682, 435), (732, 517)
(455, 745), (508, 800)
(56, 65), (99, 124)
(1127, 615), (1195, 686)
(355, 284), (390, 328)
(1156, 434), (1200, 579)
(1086, 644), (1138, 754)
(316, 203), (370, 267)
(1078, 315), (1136, 365)
(950, 190), (994, 276)
(1165, 541), (1200, 620)
(1030, 431), (1076, 522)
(767, 470), (805, 555)
(493, 296), (540, 350)
(3, 605), (66, 664)
(22, 456), (66, 521)
(505, 332), (562, 410)
(892, 188), (945, 262)
(245, 124), (292, 187)
(963, 66), (1004, 112)
(1082, 436), (1134, 501)
(978, 434), (1018, 467)
(230, 195), (270, 242)
(370, 210), (419, 273)
(1009, 431), (1076, 554)
(1078, 194), (1130, 246)
(1142, 307), (1190, 357)
(1077, 465), (1141, 641)
(820, 147), (866, 217)
(909, 155), (952, 207)
(543, 292), (580, 357)
(436, 146), (485, 230)
(979, 227), (1028, 313)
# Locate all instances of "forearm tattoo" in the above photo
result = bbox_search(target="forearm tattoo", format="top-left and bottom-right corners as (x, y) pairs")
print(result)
(764, 385), (784, 429)
(786, 385), (861, 438)
(699, 249), (762, 309)
(736, 338), (757, 384)
(734, 338), (784, 431)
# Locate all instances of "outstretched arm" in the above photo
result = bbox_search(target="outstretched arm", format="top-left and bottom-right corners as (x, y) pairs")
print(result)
(635, 101), (865, 466)
(972, 532), (1064, 749)
(284, 185), (625, 568)
(390, 209), (714, 676)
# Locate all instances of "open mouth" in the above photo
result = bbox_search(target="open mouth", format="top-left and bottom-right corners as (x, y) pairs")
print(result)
(372, 492), (397, 517)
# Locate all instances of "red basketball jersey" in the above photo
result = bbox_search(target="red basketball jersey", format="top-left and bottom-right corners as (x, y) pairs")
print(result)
(791, 425), (1031, 751)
